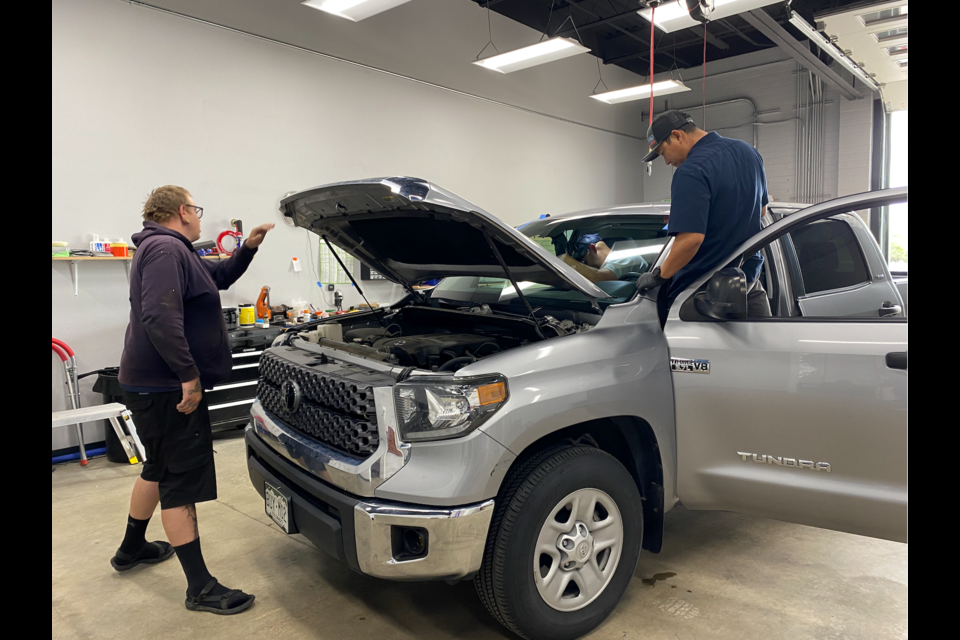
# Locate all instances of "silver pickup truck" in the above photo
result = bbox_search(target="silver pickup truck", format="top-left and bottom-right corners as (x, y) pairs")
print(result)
(246, 178), (907, 640)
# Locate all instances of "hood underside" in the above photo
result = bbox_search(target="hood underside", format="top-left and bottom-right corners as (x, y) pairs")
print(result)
(280, 177), (608, 299)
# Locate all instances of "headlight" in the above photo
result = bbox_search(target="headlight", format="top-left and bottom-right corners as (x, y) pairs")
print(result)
(394, 375), (508, 442)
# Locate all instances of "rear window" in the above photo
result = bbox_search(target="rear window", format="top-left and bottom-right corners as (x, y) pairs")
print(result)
(789, 219), (869, 294)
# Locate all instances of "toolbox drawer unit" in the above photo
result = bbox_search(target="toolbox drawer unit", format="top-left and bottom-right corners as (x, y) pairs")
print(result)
(205, 326), (284, 431)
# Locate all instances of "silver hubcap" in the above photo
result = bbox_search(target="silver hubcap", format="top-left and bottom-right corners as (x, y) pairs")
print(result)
(533, 488), (623, 612)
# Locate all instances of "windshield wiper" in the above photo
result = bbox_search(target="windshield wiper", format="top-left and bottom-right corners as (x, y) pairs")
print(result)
(481, 228), (547, 341)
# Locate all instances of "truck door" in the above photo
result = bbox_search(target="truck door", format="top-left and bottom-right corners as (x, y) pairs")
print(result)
(663, 194), (908, 543)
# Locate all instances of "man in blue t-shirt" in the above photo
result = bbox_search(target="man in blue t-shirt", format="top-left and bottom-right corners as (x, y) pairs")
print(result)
(634, 110), (769, 309)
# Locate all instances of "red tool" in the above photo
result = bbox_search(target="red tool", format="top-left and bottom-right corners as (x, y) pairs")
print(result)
(216, 219), (243, 255)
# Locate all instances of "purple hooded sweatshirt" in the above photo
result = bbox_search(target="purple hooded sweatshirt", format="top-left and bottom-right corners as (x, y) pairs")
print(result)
(118, 222), (257, 391)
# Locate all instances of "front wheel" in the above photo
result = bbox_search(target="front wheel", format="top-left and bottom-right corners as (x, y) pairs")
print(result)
(475, 446), (643, 640)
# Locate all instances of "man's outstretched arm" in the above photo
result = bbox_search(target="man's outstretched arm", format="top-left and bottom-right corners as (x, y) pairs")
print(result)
(204, 223), (275, 290)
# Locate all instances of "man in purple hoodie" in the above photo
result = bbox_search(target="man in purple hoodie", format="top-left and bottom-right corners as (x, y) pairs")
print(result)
(112, 185), (274, 615)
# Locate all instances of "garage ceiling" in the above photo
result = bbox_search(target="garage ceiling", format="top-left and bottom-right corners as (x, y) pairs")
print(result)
(469, 1), (891, 78)
(816, 0), (907, 110)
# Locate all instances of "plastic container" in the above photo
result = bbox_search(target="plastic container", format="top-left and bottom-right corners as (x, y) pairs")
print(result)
(52, 241), (69, 257)
(238, 304), (256, 327)
(110, 239), (129, 257)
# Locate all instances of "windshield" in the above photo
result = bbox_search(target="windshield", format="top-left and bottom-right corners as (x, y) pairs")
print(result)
(432, 214), (670, 310)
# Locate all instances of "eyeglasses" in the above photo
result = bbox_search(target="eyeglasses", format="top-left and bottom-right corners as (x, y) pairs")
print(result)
(183, 204), (203, 219)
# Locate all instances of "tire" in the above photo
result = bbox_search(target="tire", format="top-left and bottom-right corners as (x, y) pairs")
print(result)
(475, 445), (643, 640)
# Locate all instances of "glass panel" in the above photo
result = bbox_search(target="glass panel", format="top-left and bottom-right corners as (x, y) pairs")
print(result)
(888, 110), (908, 274)
(873, 26), (908, 41)
(895, 58), (908, 67)
(860, 5), (907, 26)
(884, 44), (908, 55)
(789, 219), (869, 294)
(430, 214), (670, 309)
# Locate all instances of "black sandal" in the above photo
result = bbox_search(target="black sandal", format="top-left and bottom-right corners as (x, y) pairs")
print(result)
(110, 541), (175, 572)
(184, 578), (256, 615)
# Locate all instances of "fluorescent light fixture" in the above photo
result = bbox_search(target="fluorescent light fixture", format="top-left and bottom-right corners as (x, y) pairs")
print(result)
(638, 0), (779, 33)
(301, 0), (411, 22)
(590, 80), (691, 105)
(473, 37), (590, 74)
(787, 11), (880, 91)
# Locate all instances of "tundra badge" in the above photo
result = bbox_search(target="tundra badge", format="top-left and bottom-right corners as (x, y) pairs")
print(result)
(670, 357), (710, 374)
(737, 452), (832, 472)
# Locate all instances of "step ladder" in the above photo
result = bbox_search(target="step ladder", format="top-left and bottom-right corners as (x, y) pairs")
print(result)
(51, 403), (146, 465)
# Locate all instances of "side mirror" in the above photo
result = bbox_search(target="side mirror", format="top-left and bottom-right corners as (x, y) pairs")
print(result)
(694, 267), (747, 321)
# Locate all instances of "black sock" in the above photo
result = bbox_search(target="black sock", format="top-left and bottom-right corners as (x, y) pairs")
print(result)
(174, 538), (214, 596)
(119, 515), (150, 555)
(174, 538), (249, 608)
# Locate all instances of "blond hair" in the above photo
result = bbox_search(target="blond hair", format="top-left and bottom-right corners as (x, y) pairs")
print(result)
(142, 185), (191, 223)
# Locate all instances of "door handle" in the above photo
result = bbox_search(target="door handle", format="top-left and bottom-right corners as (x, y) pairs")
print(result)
(885, 352), (907, 370)
(879, 301), (902, 317)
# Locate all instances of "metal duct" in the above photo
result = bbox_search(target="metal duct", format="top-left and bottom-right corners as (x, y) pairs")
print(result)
(795, 67), (826, 204)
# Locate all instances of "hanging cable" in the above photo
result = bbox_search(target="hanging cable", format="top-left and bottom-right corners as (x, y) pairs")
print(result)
(649, 4), (655, 126)
(539, 0), (556, 42)
(703, 21), (708, 129)
(474, 0), (500, 60)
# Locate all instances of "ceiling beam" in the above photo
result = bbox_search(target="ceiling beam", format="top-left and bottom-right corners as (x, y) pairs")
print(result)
(565, 1), (693, 69)
(554, 9), (642, 37)
(703, 26), (730, 51)
(740, 9), (863, 100)
(718, 18), (767, 47)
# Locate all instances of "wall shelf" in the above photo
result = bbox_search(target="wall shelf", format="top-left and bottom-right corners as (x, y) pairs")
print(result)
(52, 255), (228, 296)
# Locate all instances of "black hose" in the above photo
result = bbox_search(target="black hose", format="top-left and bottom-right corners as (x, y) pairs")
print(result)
(438, 356), (476, 372)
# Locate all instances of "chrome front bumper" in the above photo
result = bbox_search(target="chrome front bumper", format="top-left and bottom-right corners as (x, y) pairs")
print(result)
(246, 426), (494, 581)
(353, 499), (494, 580)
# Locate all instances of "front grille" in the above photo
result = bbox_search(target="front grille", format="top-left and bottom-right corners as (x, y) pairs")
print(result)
(258, 351), (380, 458)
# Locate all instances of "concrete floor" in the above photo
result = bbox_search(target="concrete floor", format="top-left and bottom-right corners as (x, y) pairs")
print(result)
(52, 432), (907, 640)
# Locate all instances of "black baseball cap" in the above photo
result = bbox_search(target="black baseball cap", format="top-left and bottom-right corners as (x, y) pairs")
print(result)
(641, 110), (696, 163)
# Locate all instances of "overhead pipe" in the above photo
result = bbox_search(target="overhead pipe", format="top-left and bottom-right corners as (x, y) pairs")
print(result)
(644, 97), (759, 148)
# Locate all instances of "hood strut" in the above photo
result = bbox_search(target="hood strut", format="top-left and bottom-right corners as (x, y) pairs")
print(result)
(321, 236), (388, 328)
(481, 228), (547, 341)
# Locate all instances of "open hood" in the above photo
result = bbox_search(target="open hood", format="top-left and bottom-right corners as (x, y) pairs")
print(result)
(279, 177), (608, 299)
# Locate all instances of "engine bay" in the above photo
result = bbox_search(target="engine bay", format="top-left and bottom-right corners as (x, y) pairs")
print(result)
(293, 303), (592, 373)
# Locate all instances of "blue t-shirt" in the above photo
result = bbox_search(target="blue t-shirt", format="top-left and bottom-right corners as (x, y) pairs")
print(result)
(666, 132), (769, 300)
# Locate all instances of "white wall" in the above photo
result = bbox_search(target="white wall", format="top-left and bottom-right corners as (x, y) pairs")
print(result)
(639, 48), (874, 207)
(52, 0), (648, 449)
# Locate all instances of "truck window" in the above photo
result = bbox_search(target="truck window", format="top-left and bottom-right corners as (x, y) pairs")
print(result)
(788, 219), (869, 294)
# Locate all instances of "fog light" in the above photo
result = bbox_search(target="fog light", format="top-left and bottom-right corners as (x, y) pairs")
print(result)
(391, 525), (428, 561)
(403, 529), (425, 555)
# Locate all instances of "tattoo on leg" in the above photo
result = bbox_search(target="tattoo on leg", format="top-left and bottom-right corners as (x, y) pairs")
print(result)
(183, 504), (199, 539)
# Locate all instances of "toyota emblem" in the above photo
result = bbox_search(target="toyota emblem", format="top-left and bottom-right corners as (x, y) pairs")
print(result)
(280, 379), (302, 413)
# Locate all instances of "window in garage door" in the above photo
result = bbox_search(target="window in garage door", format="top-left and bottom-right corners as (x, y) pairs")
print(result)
(887, 110), (908, 274)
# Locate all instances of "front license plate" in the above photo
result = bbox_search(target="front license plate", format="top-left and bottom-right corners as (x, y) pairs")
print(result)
(264, 482), (291, 533)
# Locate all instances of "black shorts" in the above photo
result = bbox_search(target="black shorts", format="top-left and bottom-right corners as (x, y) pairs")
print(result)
(122, 390), (217, 510)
